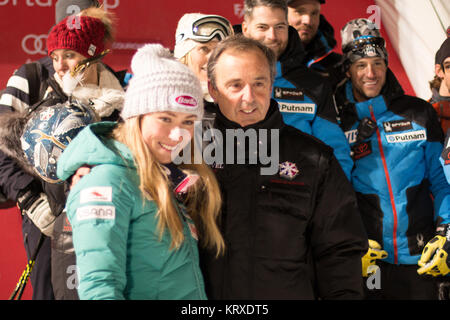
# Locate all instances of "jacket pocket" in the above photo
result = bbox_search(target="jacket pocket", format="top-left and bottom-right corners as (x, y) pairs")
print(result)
(356, 192), (384, 246)
(254, 179), (311, 260)
(405, 180), (435, 256)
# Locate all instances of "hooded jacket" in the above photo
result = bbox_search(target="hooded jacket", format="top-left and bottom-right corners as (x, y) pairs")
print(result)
(303, 15), (344, 85)
(336, 69), (450, 265)
(56, 122), (207, 300)
(0, 57), (126, 202)
(200, 99), (368, 299)
(234, 25), (353, 180)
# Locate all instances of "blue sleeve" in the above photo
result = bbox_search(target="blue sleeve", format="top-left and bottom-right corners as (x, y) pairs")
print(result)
(66, 166), (133, 300)
(440, 133), (450, 185)
(312, 116), (354, 180)
(427, 141), (450, 225)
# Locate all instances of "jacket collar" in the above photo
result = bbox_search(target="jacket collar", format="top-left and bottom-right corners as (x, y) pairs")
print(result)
(304, 15), (337, 63)
(339, 68), (405, 119)
(278, 26), (306, 75)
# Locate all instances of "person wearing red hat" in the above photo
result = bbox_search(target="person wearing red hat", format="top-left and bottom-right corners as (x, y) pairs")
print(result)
(0, 1), (105, 301)
(0, 4), (125, 300)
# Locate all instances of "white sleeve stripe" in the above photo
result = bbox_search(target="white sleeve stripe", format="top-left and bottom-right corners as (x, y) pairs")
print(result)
(6, 75), (29, 95)
(0, 93), (12, 106)
(0, 93), (29, 112)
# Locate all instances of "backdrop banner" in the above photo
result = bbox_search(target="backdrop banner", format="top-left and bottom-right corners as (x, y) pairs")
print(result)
(0, 0), (417, 300)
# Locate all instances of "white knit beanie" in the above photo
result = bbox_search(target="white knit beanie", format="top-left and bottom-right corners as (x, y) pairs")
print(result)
(121, 44), (204, 120)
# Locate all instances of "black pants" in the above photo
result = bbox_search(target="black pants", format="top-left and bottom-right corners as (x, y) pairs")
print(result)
(364, 261), (438, 300)
(22, 215), (54, 300)
(51, 212), (79, 300)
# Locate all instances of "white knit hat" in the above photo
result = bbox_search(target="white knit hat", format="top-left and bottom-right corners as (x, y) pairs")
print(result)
(121, 44), (204, 120)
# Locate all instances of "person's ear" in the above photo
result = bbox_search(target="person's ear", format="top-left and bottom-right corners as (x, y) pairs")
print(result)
(208, 80), (218, 102)
(436, 64), (444, 79)
(242, 19), (248, 37)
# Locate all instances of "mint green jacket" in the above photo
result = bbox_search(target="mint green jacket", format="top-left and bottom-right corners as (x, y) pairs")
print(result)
(57, 122), (207, 300)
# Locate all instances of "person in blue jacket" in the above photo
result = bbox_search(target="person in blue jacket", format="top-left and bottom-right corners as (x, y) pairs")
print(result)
(335, 18), (450, 299)
(237, 0), (353, 180)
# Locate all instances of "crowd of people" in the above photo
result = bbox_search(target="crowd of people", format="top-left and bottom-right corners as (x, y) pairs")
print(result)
(0, 0), (449, 300)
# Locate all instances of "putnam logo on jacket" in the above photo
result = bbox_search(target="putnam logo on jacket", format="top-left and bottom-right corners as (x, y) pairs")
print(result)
(279, 102), (315, 114)
(385, 130), (427, 144)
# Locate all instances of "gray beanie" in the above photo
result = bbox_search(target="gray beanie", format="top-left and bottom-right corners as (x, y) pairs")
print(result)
(122, 44), (204, 120)
(55, 0), (100, 24)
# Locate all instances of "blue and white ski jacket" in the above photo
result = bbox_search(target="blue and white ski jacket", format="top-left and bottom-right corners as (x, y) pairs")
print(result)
(440, 132), (450, 185)
(336, 70), (450, 265)
(273, 27), (353, 180)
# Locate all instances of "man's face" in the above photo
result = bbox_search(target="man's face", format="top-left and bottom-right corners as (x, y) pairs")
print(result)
(242, 6), (289, 59)
(287, 0), (321, 45)
(209, 48), (273, 127)
(347, 57), (387, 102)
(436, 57), (450, 96)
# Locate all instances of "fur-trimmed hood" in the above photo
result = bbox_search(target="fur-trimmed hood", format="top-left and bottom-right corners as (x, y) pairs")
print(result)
(0, 110), (37, 177)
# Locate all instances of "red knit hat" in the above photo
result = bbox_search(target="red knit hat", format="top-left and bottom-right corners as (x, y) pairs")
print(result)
(47, 15), (106, 58)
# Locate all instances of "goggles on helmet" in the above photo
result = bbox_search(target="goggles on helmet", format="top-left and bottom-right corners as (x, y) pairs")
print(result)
(176, 16), (232, 44)
(343, 36), (385, 54)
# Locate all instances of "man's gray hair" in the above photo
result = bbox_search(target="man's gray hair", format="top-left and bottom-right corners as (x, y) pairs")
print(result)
(207, 34), (277, 90)
(243, 0), (288, 20)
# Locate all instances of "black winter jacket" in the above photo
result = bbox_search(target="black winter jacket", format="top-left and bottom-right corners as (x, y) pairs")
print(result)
(303, 15), (344, 88)
(200, 100), (368, 299)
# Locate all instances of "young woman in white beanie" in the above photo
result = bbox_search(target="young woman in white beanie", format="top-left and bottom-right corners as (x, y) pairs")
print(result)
(174, 13), (233, 102)
(55, 44), (224, 300)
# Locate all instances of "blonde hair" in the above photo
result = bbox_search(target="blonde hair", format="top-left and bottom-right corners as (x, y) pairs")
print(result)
(112, 117), (224, 256)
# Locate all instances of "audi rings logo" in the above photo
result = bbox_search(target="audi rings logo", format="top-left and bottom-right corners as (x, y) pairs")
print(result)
(22, 34), (47, 55)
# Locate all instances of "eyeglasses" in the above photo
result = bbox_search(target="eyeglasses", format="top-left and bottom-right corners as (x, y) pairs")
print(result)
(343, 36), (385, 54)
(176, 16), (232, 44)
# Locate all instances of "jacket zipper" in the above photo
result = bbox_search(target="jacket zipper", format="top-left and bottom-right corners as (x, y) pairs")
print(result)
(369, 105), (399, 264)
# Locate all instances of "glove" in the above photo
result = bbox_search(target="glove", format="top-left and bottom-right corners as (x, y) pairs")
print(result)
(438, 281), (450, 300)
(362, 239), (388, 277)
(417, 230), (450, 276)
(17, 182), (56, 238)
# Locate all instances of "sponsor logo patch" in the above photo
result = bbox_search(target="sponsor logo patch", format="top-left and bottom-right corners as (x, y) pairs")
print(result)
(172, 94), (198, 108)
(279, 102), (315, 114)
(383, 120), (413, 133)
(385, 130), (426, 143)
(274, 87), (304, 100)
(76, 205), (116, 221)
(345, 129), (358, 144)
(80, 187), (112, 203)
(88, 44), (97, 56)
(352, 141), (372, 160)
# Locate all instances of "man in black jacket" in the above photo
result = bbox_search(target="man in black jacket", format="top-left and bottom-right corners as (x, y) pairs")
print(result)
(286, 0), (344, 87)
(200, 34), (368, 299)
(236, 0), (353, 180)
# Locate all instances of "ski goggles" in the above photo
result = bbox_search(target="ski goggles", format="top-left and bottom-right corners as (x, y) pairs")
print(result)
(343, 36), (385, 54)
(176, 15), (232, 44)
